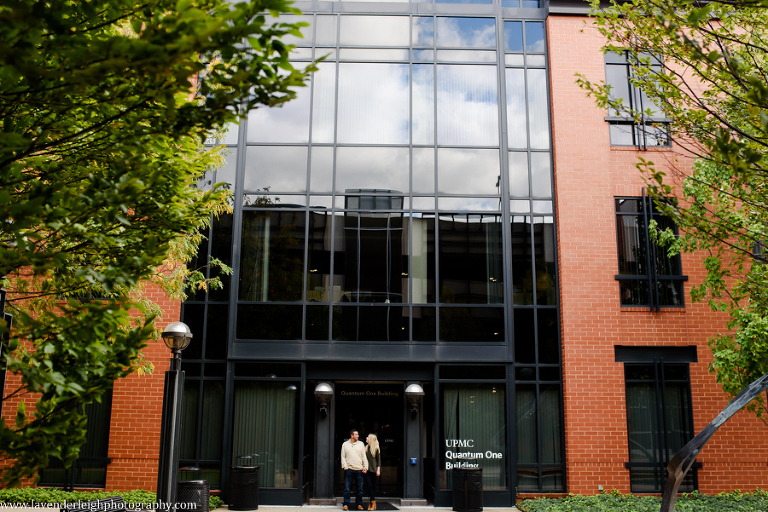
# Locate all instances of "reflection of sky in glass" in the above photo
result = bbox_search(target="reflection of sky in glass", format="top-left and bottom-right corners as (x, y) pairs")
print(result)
(412, 65), (435, 146)
(413, 17), (434, 47)
(438, 197), (500, 211)
(335, 147), (409, 193)
(436, 50), (496, 63)
(437, 0), (492, 4)
(247, 85), (310, 143)
(437, 148), (500, 195)
(527, 69), (550, 149)
(506, 68), (526, 149)
(436, 18), (496, 48)
(340, 16), (410, 46)
(337, 63), (410, 144)
(504, 21), (523, 52)
(530, 152), (551, 198)
(525, 22), (545, 53)
(312, 62), (336, 144)
(413, 148), (435, 193)
(244, 146), (308, 193)
(437, 65), (499, 146)
(508, 151), (528, 197)
(315, 15), (337, 46)
(310, 146), (334, 193)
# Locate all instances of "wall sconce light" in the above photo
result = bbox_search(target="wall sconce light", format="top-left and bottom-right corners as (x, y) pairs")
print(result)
(314, 382), (334, 417)
(405, 383), (424, 417)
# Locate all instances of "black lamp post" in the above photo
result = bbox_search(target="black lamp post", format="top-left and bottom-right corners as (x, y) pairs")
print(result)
(157, 321), (193, 508)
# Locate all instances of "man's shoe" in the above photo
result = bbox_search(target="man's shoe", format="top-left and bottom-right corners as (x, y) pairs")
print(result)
(358, 506), (364, 510)
(343, 506), (348, 510)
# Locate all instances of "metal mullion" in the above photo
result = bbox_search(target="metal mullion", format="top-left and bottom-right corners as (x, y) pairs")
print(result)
(641, 189), (657, 311)
(653, 359), (667, 491)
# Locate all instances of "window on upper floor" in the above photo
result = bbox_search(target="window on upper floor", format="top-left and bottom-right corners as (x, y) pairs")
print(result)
(605, 51), (670, 148)
(615, 195), (687, 310)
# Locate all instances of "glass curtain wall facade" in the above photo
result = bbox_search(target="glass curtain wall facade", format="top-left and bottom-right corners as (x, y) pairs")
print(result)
(181, 0), (562, 503)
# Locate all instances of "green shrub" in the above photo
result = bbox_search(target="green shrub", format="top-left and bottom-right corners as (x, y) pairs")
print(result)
(517, 489), (768, 512)
(0, 488), (222, 510)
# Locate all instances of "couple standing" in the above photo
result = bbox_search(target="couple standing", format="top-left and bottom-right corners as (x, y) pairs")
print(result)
(340, 429), (382, 511)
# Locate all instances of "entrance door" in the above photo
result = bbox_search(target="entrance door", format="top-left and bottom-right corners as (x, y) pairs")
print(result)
(335, 383), (404, 497)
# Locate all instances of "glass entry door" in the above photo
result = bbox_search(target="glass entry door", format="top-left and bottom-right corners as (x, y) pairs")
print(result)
(334, 383), (404, 497)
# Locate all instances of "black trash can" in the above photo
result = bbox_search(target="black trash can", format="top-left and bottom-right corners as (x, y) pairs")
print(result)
(452, 468), (483, 512)
(229, 466), (260, 511)
(177, 480), (210, 512)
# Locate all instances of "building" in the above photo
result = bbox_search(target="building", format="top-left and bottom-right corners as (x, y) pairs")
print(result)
(9, 0), (768, 505)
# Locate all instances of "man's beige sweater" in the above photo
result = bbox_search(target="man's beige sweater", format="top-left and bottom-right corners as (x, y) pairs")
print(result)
(341, 439), (368, 471)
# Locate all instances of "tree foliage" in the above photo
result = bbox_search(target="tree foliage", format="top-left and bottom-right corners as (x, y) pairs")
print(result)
(0, 0), (311, 484)
(578, 0), (768, 419)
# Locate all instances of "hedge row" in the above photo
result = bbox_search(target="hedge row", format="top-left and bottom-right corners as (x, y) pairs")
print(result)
(517, 489), (768, 512)
(0, 488), (224, 510)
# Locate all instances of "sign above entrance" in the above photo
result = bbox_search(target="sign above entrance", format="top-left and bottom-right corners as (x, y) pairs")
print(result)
(340, 390), (400, 398)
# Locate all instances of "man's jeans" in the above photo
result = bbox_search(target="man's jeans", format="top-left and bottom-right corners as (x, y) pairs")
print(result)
(343, 469), (364, 508)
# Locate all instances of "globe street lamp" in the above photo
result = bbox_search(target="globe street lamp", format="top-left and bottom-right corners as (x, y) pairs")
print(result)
(157, 321), (193, 507)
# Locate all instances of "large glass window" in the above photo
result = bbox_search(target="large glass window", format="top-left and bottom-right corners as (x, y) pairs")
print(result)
(239, 211), (306, 302)
(232, 380), (300, 488)
(605, 51), (670, 147)
(440, 383), (507, 490)
(615, 196), (686, 309)
(438, 214), (503, 304)
(515, 381), (563, 492)
(625, 362), (695, 493)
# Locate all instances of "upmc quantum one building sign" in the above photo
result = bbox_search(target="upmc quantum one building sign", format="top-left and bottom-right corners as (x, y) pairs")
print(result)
(445, 439), (503, 470)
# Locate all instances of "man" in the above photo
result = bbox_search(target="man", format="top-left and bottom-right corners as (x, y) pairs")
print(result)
(340, 429), (368, 510)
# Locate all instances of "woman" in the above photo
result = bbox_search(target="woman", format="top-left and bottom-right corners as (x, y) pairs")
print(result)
(364, 434), (381, 511)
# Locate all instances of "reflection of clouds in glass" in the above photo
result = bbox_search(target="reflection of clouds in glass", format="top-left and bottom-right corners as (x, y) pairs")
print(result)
(437, 65), (499, 146)
(504, 21), (523, 52)
(506, 68), (527, 149)
(247, 86), (310, 143)
(438, 197), (501, 211)
(527, 69), (550, 149)
(508, 151), (528, 197)
(413, 147), (435, 193)
(525, 22), (545, 53)
(310, 146), (334, 193)
(315, 15), (337, 46)
(437, 148), (500, 195)
(436, 18), (496, 49)
(413, 17), (434, 47)
(530, 152), (552, 198)
(335, 147), (409, 193)
(244, 146), (308, 193)
(337, 63), (410, 144)
(412, 65), (435, 146)
(312, 62), (336, 143)
(340, 16), (410, 46)
(436, 50), (496, 63)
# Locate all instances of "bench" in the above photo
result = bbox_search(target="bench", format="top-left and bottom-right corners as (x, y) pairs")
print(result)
(61, 496), (127, 512)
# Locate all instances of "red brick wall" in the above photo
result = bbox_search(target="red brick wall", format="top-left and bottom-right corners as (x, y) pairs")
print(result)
(548, 14), (768, 494)
(1, 283), (181, 492)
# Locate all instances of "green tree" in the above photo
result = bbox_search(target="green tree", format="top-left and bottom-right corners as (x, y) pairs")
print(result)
(578, 0), (768, 420)
(0, 0), (312, 484)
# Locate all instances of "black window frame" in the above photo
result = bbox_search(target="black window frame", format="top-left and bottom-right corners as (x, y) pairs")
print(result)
(604, 51), (671, 149)
(615, 192), (688, 311)
(621, 358), (698, 493)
